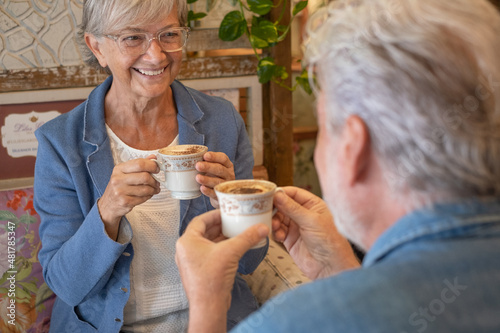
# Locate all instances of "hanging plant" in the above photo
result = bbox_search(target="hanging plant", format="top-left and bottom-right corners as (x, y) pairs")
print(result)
(189, 0), (312, 94)
(187, 0), (208, 22)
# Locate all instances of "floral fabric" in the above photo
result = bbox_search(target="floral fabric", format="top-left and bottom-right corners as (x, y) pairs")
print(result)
(0, 187), (55, 333)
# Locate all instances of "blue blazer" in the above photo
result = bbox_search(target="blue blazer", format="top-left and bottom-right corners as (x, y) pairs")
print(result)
(34, 77), (267, 332)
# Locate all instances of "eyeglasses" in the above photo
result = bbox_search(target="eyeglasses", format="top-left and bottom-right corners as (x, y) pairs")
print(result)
(105, 27), (190, 56)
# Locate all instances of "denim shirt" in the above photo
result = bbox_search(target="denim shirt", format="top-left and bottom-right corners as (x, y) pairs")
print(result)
(233, 198), (500, 332)
(34, 76), (267, 332)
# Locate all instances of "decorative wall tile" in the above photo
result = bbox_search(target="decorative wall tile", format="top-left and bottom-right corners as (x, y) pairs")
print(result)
(0, 0), (84, 70)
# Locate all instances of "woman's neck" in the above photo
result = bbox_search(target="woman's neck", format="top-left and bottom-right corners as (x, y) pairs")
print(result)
(104, 86), (179, 150)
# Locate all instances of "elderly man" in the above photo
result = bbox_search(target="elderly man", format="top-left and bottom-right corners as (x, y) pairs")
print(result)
(175, 0), (500, 331)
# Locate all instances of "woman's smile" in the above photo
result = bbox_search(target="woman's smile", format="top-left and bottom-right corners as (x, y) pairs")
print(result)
(132, 65), (168, 76)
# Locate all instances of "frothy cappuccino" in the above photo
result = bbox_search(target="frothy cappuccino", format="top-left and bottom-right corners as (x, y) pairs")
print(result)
(160, 145), (205, 156)
(216, 182), (272, 195)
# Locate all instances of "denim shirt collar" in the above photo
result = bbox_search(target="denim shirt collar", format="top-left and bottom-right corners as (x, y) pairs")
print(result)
(363, 198), (500, 267)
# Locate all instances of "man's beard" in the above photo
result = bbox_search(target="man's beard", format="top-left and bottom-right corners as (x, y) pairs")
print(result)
(327, 177), (367, 252)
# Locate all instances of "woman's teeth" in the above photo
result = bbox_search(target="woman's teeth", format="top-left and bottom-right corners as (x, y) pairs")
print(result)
(136, 67), (165, 76)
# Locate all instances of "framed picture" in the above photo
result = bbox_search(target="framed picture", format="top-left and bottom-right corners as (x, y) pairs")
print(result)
(0, 88), (91, 190)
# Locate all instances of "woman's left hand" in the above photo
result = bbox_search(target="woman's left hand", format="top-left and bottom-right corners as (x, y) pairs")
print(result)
(195, 152), (235, 208)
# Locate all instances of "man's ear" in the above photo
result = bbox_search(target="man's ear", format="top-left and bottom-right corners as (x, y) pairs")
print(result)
(340, 115), (371, 186)
(85, 33), (108, 68)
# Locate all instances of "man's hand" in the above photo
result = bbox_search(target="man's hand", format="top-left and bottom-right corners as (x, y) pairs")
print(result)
(176, 210), (268, 333)
(272, 186), (360, 280)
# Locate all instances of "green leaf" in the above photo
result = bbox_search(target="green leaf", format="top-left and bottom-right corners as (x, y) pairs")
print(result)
(251, 20), (278, 44)
(35, 282), (54, 311)
(0, 273), (7, 286)
(193, 12), (207, 20)
(187, 0), (198, 3)
(17, 297), (31, 304)
(257, 57), (277, 84)
(188, 10), (207, 22)
(250, 35), (269, 48)
(296, 69), (313, 94)
(276, 24), (292, 43)
(19, 281), (38, 294)
(0, 210), (17, 221)
(19, 214), (37, 225)
(248, 0), (273, 15)
(251, 15), (261, 27)
(219, 11), (247, 41)
(274, 65), (288, 80)
(293, 0), (308, 16)
(276, 24), (288, 33)
(15, 286), (31, 299)
(15, 261), (32, 281)
(259, 57), (276, 67)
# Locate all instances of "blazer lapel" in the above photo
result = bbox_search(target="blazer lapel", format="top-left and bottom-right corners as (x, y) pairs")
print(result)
(82, 77), (115, 197)
(172, 81), (206, 230)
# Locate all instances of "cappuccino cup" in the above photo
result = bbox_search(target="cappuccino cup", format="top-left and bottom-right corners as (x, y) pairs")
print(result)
(215, 179), (281, 248)
(152, 144), (208, 200)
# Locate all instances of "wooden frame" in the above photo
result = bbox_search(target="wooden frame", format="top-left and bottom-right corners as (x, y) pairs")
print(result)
(263, 0), (294, 186)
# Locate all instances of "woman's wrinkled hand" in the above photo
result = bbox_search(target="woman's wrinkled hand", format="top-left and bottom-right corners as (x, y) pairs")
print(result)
(98, 154), (160, 240)
(195, 152), (235, 208)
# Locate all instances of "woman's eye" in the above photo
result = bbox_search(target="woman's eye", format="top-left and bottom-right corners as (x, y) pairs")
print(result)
(122, 35), (145, 42)
(161, 31), (179, 39)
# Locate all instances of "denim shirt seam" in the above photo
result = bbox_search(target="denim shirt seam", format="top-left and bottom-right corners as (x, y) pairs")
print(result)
(363, 209), (500, 267)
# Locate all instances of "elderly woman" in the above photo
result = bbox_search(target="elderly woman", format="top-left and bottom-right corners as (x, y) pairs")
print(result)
(33, 0), (266, 332)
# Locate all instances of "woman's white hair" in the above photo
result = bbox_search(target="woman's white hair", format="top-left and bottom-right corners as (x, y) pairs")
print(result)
(304, 0), (500, 206)
(78, 0), (188, 69)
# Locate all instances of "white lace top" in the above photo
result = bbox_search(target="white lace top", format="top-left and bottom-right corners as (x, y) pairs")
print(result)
(106, 125), (189, 333)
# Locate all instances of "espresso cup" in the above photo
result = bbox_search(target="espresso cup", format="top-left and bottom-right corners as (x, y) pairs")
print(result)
(214, 179), (281, 248)
(152, 144), (208, 200)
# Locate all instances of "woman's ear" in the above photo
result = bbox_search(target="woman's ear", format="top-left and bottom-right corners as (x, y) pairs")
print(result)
(85, 33), (108, 68)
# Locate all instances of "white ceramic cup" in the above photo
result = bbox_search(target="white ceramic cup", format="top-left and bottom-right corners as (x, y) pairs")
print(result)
(214, 179), (282, 248)
(152, 144), (208, 200)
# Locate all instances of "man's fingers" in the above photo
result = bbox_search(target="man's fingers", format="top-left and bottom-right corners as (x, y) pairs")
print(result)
(280, 186), (321, 206)
(273, 190), (316, 225)
(184, 210), (222, 236)
(225, 223), (269, 257)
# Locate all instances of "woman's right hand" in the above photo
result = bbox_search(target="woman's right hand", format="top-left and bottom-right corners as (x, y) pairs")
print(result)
(272, 186), (360, 280)
(98, 155), (160, 240)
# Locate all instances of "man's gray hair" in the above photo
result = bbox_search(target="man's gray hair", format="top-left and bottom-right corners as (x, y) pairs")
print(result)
(304, 0), (500, 205)
(78, 0), (188, 69)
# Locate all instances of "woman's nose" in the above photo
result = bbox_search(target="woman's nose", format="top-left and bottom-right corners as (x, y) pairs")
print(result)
(143, 38), (166, 58)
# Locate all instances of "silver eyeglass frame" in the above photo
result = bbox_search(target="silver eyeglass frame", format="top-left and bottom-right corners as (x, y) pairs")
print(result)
(104, 27), (191, 55)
